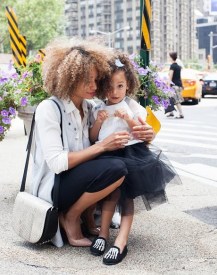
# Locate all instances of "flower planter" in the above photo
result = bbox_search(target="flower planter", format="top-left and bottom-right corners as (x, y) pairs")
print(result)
(17, 105), (37, 136)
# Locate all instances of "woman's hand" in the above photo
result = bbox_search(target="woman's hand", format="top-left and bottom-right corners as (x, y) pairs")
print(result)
(132, 117), (155, 142)
(98, 131), (130, 151)
(96, 110), (109, 123)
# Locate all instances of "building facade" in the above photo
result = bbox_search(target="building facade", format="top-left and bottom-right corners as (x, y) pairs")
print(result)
(65, 0), (197, 63)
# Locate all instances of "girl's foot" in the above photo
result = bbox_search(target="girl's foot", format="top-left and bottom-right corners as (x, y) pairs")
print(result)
(103, 245), (128, 265)
(59, 213), (91, 247)
(90, 237), (107, 256)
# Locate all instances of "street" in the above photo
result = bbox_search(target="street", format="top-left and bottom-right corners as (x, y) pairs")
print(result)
(0, 98), (217, 274)
(153, 97), (217, 189)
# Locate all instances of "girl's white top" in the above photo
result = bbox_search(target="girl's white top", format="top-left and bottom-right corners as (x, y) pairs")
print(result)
(91, 97), (147, 146)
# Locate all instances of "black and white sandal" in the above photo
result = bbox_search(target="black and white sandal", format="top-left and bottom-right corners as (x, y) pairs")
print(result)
(90, 237), (107, 256)
(103, 245), (128, 265)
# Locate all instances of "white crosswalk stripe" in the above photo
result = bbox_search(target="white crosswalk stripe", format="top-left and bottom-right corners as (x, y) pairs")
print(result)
(152, 113), (217, 187)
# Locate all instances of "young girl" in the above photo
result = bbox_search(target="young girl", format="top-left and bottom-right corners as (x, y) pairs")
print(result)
(89, 52), (181, 265)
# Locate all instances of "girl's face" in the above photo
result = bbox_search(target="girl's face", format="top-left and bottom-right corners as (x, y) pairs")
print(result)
(73, 66), (98, 100)
(107, 70), (129, 105)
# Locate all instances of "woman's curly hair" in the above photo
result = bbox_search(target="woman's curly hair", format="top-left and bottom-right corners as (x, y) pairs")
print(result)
(42, 38), (113, 99)
(96, 50), (140, 100)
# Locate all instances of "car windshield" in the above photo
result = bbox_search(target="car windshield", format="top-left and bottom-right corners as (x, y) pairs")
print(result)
(203, 74), (217, 81)
(181, 70), (196, 79)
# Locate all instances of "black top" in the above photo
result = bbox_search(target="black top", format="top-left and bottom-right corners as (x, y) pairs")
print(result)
(170, 63), (182, 87)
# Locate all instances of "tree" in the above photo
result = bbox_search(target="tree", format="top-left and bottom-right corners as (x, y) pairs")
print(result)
(0, 0), (66, 54)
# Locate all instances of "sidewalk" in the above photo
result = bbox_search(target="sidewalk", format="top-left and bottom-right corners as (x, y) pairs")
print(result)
(0, 117), (217, 275)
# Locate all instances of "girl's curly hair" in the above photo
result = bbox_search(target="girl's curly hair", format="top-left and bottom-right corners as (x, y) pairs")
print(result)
(42, 38), (113, 99)
(96, 50), (140, 100)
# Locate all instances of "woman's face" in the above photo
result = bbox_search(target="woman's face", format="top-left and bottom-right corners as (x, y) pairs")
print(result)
(73, 66), (98, 100)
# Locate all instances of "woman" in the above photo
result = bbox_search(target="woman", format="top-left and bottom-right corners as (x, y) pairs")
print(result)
(30, 38), (155, 248)
(168, 52), (184, 118)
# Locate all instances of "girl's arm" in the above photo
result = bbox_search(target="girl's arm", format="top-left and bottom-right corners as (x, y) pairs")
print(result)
(36, 101), (130, 173)
(89, 110), (109, 143)
(89, 120), (103, 142)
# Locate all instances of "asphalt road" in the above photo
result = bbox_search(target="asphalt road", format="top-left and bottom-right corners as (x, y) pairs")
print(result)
(153, 96), (217, 188)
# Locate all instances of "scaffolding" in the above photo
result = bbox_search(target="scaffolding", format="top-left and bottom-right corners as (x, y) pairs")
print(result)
(65, 0), (78, 38)
(100, 0), (111, 32)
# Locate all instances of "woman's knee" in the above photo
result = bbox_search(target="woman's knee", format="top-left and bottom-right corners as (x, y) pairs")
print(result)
(108, 159), (127, 176)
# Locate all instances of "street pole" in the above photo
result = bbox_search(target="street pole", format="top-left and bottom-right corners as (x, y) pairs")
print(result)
(210, 31), (213, 72)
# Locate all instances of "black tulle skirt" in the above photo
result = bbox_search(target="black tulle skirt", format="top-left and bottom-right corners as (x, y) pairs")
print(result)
(98, 142), (181, 211)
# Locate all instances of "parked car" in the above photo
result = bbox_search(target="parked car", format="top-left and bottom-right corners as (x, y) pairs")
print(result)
(181, 69), (202, 104)
(202, 73), (217, 97)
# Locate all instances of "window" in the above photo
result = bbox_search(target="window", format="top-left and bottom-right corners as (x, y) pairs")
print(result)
(198, 54), (203, 60)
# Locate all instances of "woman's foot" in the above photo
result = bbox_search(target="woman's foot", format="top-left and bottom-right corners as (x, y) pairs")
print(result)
(81, 211), (100, 236)
(59, 212), (91, 247)
(103, 245), (128, 265)
(90, 237), (107, 256)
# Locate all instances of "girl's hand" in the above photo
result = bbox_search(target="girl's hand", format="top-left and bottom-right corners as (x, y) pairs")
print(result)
(114, 108), (130, 121)
(96, 110), (109, 123)
(99, 131), (130, 151)
(132, 117), (155, 142)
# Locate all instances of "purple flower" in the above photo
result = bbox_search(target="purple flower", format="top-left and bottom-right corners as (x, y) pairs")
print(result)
(161, 99), (169, 109)
(0, 96), (2, 101)
(2, 117), (11, 124)
(0, 78), (8, 83)
(152, 95), (160, 105)
(1, 110), (9, 117)
(22, 72), (28, 79)
(138, 67), (148, 76)
(8, 61), (13, 71)
(131, 61), (139, 68)
(0, 125), (3, 134)
(21, 97), (28, 106)
(11, 73), (19, 79)
(129, 53), (136, 60)
(9, 107), (16, 115)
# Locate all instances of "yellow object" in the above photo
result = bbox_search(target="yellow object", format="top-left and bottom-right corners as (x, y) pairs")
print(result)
(38, 49), (45, 60)
(145, 106), (161, 135)
(5, 6), (26, 67)
(141, 0), (151, 51)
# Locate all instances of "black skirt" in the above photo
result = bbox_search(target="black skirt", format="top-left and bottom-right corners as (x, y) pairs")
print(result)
(98, 142), (181, 211)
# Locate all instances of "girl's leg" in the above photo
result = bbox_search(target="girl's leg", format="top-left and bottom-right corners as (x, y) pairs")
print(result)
(62, 176), (125, 241)
(114, 198), (134, 253)
(99, 188), (121, 240)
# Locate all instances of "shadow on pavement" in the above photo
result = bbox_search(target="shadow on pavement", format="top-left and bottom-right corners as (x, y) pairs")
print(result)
(185, 206), (217, 227)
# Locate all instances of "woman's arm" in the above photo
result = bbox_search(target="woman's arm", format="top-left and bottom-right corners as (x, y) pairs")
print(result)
(169, 69), (174, 81)
(68, 131), (130, 169)
(36, 101), (130, 173)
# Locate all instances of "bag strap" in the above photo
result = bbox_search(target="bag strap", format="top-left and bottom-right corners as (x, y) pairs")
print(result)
(20, 99), (63, 209)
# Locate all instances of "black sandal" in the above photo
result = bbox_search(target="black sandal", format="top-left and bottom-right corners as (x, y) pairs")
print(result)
(90, 237), (107, 256)
(175, 115), (184, 119)
(103, 245), (128, 265)
(167, 113), (174, 117)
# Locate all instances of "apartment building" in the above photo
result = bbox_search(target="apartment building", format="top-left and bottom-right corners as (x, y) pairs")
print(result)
(65, 0), (197, 63)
